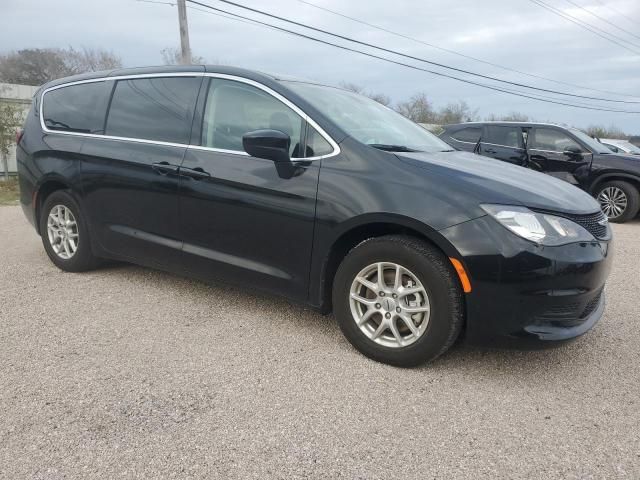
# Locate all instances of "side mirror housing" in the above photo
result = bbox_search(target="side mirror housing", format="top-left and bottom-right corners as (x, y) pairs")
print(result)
(563, 146), (583, 156)
(242, 129), (291, 162)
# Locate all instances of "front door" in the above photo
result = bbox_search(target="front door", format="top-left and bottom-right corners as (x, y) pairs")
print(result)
(80, 75), (202, 269)
(178, 77), (334, 300)
(526, 127), (592, 185)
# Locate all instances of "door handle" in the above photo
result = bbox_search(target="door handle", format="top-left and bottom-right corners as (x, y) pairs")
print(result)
(484, 148), (497, 154)
(180, 166), (211, 180)
(151, 162), (180, 175)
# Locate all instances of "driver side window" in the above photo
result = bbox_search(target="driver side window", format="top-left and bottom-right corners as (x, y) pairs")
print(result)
(201, 79), (304, 158)
(529, 128), (584, 153)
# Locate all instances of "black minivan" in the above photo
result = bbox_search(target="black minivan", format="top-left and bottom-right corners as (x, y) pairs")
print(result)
(18, 66), (612, 366)
(440, 121), (640, 223)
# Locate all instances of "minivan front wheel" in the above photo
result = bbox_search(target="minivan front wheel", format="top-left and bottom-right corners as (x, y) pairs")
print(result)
(40, 190), (99, 272)
(333, 235), (464, 367)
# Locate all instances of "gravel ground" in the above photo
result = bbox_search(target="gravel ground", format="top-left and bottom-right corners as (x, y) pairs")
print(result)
(1, 205), (639, 479)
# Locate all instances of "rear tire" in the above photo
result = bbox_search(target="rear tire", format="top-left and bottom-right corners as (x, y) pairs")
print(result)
(595, 180), (640, 223)
(332, 235), (464, 367)
(39, 190), (100, 272)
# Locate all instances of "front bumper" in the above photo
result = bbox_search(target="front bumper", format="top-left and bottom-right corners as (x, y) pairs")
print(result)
(440, 215), (613, 343)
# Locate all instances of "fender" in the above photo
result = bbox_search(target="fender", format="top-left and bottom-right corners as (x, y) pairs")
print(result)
(588, 172), (640, 193)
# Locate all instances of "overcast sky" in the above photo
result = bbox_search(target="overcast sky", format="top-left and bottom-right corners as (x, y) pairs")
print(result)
(3, 0), (640, 132)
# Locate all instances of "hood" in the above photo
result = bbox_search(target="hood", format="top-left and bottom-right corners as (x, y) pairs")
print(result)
(396, 150), (601, 215)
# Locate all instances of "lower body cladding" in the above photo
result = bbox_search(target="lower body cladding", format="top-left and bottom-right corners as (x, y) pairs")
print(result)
(440, 215), (613, 343)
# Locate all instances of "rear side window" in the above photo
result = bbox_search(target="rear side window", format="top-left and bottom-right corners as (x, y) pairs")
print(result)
(451, 127), (481, 143)
(42, 82), (111, 134)
(485, 126), (522, 148)
(201, 78), (305, 158)
(105, 77), (200, 144)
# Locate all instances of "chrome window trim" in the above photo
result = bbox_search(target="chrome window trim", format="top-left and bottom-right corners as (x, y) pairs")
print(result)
(527, 147), (589, 156)
(481, 141), (524, 150)
(450, 137), (479, 145)
(39, 72), (340, 161)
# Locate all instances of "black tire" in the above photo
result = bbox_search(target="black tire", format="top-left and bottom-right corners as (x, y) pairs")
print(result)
(332, 235), (464, 367)
(595, 180), (640, 223)
(39, 190), (100, 272)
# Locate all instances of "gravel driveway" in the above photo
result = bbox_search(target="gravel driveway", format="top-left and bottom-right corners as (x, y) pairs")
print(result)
(1, 205), (638, 479)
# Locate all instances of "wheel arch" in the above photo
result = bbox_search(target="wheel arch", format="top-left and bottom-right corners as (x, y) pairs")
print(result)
(315, 213), (463, 314)
(589, 173), (640, 194)
(34, 176), (74, 235)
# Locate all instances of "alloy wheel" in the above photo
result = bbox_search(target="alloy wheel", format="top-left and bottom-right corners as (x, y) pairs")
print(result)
(597, 186), (627, 219)
(46, 205), (79, 259)
(349, 262), (430, 348)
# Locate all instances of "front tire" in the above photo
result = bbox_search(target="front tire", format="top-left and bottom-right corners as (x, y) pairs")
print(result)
(332, 235), (464, 367)
(39, 190), (100, 272)
(596, 180), (640, 223)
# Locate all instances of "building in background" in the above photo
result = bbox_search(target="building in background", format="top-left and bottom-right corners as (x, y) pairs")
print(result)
(0, 83), (38, 175)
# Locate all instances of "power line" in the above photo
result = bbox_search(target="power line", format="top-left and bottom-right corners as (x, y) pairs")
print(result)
(561, 0), (640, 42)
(592, 0), (639, 27)
(186, 0), (640, 104)
(527, 0), (640, 54)
(184, 0), (640, 113)
(293, 0), (639, 99)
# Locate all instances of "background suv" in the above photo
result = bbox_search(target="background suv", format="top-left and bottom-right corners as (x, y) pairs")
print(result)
(440, 122), (640, 222)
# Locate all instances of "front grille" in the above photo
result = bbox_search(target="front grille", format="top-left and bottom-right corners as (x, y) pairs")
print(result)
(560, 210), (609, 239)
(580, 290), (603, 319)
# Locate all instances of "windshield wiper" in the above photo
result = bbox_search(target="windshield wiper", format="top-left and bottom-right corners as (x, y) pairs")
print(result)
(368, 144), (421, 152)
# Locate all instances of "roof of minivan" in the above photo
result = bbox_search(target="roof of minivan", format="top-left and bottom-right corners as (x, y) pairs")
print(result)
(41, 64), (330, 91)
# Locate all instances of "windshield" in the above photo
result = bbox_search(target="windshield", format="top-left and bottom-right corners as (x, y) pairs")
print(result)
(570, 129), (612, 154)
(284, 81), (454, 153)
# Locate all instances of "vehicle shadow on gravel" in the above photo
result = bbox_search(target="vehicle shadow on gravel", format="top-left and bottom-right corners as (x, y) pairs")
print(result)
(90, 262), (600, 376)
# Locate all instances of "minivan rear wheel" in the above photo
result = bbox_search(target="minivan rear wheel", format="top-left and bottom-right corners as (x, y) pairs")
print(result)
(596, 180), (640, 223)
(40, 190), (100, 272)
(332, 235), (464, 367)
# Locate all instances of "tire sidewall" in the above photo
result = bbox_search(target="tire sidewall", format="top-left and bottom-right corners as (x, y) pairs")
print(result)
(39, 190), (95, 272)
(333, 237), (462, 366)
(596, 181), (640, 223)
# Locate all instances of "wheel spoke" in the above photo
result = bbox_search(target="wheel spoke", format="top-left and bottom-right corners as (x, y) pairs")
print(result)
(377, 263), (385, 289)
(350, 293), (376, 306)
(404, 305), (430, 314)
(393, 264), (402, 290)
(389, 319), (403, 346)
(399, 313), (419, 336)
(358, 308), (377, 326)
(398, 286), (423, 298)
(356, 276), (378, 293)
(371, 321), (387, 340)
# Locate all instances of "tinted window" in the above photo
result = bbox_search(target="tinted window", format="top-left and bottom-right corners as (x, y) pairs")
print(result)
(529, 128), (583, 153)
(43, 82), (111, 134)
(305, 126), (333, 157)
(202, 79), (304, 158)
(105, 77), (200, 144)
(451, 127), (481, 143)
(485, 126), (521, 148)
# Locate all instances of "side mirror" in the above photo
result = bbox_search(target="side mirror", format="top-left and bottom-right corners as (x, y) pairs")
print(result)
(242, 129), (291, 162)
(563, 146), (583, 156)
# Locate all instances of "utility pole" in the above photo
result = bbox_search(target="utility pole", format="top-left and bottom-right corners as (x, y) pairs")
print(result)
(177, 0), (192, 65)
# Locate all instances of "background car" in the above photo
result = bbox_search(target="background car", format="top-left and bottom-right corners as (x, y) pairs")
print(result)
(600, 138), (640, 155)
(440, 122), (640, 222)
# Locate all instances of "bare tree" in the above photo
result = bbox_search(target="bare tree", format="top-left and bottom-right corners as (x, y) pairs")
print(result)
(437, 100), (478, 124)
(395, 93), (436, 123)
(585, 124), (628, 139)
(160, 47), (207, 65)
(0, 48), (122, 86)
(485, 112), (531, 122)
(339, 81), (391, 106)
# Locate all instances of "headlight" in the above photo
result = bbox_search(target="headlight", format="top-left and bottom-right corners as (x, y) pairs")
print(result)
(481, 204), (595, 246)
